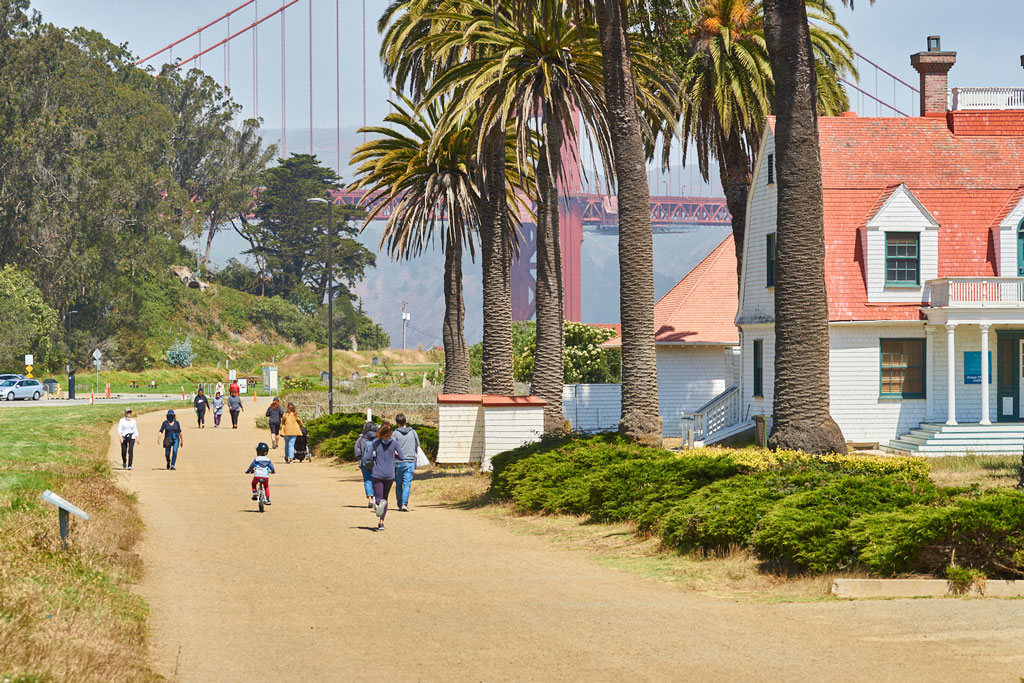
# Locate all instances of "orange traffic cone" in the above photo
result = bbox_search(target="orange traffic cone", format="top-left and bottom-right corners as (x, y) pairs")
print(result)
(90, 392), (94, 405)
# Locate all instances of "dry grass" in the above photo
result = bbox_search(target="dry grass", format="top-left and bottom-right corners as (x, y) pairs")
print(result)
(927, 454), (1022, 489)
(277, 347), (441, 379)
(413, 468), (838, 602)
(0, 404), (174, 682)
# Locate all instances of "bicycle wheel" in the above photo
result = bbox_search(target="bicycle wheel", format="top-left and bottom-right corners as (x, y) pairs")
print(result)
(258, 484), (265, 513)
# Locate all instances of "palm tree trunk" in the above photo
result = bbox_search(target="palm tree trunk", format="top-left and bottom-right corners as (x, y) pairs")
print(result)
(479, 127), (515, 396)
(718, 130), (751, 282)
(762, 0), (845, 454)
(595, 0), (662, 444)
(534, 111), (566, 433)
(442, 236), (470, 394)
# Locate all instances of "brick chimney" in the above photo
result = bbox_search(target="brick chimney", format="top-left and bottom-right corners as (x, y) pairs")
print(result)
(910, 36), (956, 117)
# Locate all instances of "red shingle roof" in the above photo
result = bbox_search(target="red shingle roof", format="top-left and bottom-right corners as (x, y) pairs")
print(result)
(769, 114), (1024, 321)
(605, 235), (738, 347)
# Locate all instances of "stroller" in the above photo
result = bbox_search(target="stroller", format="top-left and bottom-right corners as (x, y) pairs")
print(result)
(293, 429), (311, 462)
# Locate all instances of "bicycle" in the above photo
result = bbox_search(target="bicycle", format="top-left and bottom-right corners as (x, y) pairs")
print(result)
(256, 479), (268, 513)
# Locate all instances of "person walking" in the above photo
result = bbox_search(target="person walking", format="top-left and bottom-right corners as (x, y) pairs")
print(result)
(229, 378), (240, 397)
(157, 409), (183, 470)
(354, 421), (379, 508)
(212, 391), (225, 427)
(215, 379), (225, 398)
(280, 403), (306, 463)
(227, 392), (244, 429)
(392, 413), (420, 512)
(118, 408), (140, 470)
(193, 387), (209, 429)
(361, 422), (404, 531)
(265, 397), (284, 449)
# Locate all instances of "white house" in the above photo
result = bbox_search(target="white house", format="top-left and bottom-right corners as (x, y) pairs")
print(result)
(734, 39), (1024, 454)
(604, 235), (741, 438)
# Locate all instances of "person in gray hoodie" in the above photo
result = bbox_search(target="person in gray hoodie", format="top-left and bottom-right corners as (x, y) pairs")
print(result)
(354, 421), (378, 508)
(392, 413), (420, 512)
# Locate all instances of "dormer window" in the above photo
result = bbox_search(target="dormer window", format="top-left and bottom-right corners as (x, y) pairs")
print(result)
(885, 232), (920, 286)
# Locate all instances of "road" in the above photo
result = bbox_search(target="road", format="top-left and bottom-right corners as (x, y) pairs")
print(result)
(111, 400), (1024, 682)
(1, 394), (185, 408)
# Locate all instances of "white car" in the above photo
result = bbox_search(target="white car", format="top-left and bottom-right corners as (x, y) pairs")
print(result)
(0, 378), (43, 401)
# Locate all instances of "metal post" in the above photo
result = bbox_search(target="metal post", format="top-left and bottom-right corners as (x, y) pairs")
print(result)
(401, 302), (408, 351)
(327, 199), (334, 415)
(58, 508), (69, 549)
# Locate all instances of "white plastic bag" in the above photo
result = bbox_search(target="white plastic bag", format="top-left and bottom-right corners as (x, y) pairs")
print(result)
(415, 446), (430, 469)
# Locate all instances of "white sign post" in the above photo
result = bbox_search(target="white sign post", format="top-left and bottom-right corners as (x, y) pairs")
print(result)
(24, 354), (33, 366)
(40, 489), (89, 549)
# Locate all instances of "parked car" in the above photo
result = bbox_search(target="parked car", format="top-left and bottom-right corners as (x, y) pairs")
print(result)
(0, 378), (43, 401)
(0, 373), (25, 382)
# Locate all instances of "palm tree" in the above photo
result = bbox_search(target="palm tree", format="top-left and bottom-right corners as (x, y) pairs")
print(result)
(349, 97), (480, 394)
(379, 0), (522, 396)
(422, 1), (609, 432)
(760, 0), (859, 453)
(668, 0), (855, 277)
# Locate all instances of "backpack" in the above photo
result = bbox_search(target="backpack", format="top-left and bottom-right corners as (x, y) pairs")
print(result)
(359, 438), (377, 471)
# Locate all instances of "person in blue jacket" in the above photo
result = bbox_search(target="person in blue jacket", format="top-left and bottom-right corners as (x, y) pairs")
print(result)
(245, 442), (276, 505)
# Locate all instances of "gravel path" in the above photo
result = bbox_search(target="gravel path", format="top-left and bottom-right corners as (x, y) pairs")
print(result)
(111, 401), (1024, 682)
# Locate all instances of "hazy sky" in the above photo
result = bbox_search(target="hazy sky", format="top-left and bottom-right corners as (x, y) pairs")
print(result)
(28, 0), (1024, 132)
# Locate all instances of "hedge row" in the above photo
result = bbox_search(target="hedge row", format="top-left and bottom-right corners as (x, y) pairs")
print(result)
(305, 411), (438, 462)
(489, 435), (1024, 578)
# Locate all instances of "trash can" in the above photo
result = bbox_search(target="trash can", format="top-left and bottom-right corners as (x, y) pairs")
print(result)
(43, 378), (57, 395)
(754, 414), (769, 448)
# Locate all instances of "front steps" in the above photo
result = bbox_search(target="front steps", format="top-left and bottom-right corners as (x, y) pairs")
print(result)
(888, 422), (1024, 455)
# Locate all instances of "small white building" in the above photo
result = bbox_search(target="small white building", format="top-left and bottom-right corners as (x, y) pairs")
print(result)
(732, 40), (1024, 454)
(604, 235), (741, 439)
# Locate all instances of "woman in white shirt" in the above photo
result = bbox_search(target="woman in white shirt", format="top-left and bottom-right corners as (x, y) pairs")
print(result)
(118, 408), (140, 470)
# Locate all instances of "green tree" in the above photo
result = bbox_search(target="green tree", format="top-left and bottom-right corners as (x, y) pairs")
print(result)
(154, 68), (275, 271)
(350, 97), (481, 393)
(0, 266), (59, 371)
(241, 154), (375, 304)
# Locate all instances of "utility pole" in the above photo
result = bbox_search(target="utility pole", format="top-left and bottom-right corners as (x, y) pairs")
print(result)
(401, 302), (409, 351)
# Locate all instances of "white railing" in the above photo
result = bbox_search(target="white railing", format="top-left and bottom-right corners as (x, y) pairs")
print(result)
(951, 87), (1024, 111)
(682, 386), (740, 443)
(928, 278), (1024, 307)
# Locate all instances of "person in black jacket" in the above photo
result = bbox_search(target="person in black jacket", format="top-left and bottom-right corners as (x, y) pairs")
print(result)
(265, 397), (284, 449)
(193, 388), (209, 429)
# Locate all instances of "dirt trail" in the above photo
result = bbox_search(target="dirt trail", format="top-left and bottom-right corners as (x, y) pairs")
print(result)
(111, 401), (1024, 682)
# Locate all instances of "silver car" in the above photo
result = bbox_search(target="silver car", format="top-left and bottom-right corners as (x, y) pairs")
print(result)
(0, 378), (43, 401)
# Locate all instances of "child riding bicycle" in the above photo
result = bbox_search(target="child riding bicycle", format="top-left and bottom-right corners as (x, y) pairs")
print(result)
(245, 442), (276, 505)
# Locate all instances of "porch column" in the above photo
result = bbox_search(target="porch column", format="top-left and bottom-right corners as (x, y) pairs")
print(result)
(946, 323), (957, 425)
(980, 323), (992, 425)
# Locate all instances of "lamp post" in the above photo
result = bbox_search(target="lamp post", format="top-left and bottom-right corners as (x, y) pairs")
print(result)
(307, 196), (334, 414)
(67, 310), (78, 400)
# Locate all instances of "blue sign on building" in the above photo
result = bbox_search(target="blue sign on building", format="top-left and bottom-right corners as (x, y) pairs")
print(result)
(964, 351), (992, 384)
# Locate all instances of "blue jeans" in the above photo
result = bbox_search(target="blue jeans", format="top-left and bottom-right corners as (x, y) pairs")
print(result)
(361, 466), (374, 497)
(283, 435), (297, 461)
(395, 461), (415, 507)
(164, 435), (179, 467)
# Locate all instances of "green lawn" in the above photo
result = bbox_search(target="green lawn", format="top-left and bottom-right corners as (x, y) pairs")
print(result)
(0, 402), (175, 681)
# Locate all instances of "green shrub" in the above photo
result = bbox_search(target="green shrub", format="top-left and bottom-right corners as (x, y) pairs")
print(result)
(305, 411), (438, 462)
(849, 489), (1024, 578)
(659, 470), (840, 554)
(751, 476), (939, 573)
(680, 448), (930, 480)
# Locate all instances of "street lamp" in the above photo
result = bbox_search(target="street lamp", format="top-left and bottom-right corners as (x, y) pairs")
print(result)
(308, 196), (334, 415)
(67, 310), (78, 400)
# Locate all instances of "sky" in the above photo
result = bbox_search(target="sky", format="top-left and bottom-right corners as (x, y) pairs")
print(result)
(29, 0), (1024, 129)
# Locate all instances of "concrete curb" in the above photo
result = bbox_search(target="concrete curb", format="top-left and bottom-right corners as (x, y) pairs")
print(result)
(832, 578), (1024, 599)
